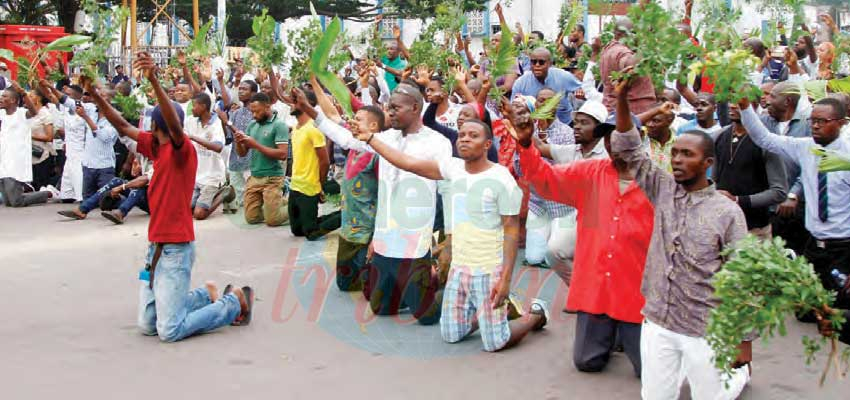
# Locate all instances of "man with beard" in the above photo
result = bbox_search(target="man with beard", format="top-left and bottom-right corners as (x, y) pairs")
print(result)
(232, 93), (290, 227)
(611, 75), (751, 399)
(713, 103), (787, 239)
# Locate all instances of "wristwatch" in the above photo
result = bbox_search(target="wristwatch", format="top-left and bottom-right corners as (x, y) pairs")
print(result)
(787, 193), (798, 201)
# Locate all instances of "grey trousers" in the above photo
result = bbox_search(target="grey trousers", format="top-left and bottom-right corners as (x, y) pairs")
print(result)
(573, 312), (642, 377)
(0, 177), (49, 207)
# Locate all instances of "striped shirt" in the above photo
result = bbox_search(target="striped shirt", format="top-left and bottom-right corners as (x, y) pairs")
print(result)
(82, 115), (118, 169)
(518, 119), (576, 218)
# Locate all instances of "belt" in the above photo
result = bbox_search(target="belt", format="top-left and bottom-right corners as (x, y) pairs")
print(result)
(813, 237), (850, 249)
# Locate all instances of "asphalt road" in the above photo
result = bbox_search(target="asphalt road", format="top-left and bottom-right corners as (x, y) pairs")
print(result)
(1, 203), (847, 399)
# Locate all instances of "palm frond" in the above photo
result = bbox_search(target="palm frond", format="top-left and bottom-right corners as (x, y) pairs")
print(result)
(529, 93), (563, 121)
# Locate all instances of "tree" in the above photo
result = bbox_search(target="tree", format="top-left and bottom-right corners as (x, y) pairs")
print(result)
(1, 0), (57, 26)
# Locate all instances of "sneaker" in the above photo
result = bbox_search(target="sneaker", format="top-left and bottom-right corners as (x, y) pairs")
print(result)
(529, 298), (550, 330)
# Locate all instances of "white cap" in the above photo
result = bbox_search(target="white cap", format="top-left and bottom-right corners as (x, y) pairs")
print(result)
(575, 100), (608, 124)
(0, 62), (7, 69)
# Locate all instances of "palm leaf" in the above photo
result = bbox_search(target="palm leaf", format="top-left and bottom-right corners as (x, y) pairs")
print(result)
(44, 34), (91, 52)
(310, 16), (341, 73)
(316, 70), (353, 117)
(187, 20), (214, 57)
(529, 93), (563, 120)
(487, 20), (518, 100)
(0, 49), (14, 62)
(811, 147), (850, 172)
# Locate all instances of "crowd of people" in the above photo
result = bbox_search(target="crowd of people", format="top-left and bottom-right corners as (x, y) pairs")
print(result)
(2, 2), (850, 398)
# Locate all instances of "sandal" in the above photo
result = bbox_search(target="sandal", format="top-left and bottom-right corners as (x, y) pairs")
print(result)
(232, 286), (254, 326)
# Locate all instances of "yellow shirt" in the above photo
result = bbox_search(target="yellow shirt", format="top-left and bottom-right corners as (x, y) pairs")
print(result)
(289, 120), (327, 196)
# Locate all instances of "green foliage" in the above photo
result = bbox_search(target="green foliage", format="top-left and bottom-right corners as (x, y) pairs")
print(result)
(697, 0), (743, 52)
(187, 20), (214, 58)
(3, 34), (90, 87)
(576, 43), (593, 71)
(688, 49), (762, 103)
(616, 2), (701, 91)
(487, 21), (518, 100)
(0, 48), (13, 61)
(289, 18), (354, 85)
(529, 93), (563, 121)
(706, 235), (847, 382)
(43, 35), (91, 53)
(431, 0), (468, 34)
(558, 0), (585, 41)
(811, 147), (850, 173)
(113, 92), (144, 122)
(15, 56), (33, 87)
(382, 0), (486, 19)
(246, 9), (286, 70)
(833, 34), (850, 73)
(71, 0), (128, 82)
(310, 17), (353, 117)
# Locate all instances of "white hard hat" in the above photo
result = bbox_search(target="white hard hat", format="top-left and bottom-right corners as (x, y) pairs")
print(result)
(575, 100), (609, 124)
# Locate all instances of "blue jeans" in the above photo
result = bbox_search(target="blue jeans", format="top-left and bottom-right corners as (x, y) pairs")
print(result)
(137, 243), (241, 342)
(118, 187), (149, 216)
(82, 166), (115, 199)
(80, 177), (150, 215)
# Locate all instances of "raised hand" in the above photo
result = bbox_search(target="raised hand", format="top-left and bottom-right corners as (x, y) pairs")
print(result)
(133, 52), (158, 81)
(215, 68), (224, 82)
(453, 65), (466, 84)
(176, 50), (187, 67)
(392, 25), (401, 40)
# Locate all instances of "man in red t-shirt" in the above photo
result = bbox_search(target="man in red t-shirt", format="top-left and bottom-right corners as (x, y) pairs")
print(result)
(82, 52), (253, 342)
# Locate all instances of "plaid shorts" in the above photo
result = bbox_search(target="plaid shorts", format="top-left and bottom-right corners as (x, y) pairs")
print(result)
(440, 267), (510, 352)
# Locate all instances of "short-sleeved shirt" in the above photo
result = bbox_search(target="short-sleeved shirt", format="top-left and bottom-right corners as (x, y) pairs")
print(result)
(289, 120), (327, 196)
(136, 132), (198, 243)
(186, 114), (226, 186)
(381, 55), (407, 92)
(30, 107), (55, 164)
(439, 159), (522, 275)
(245, 112), (289, 177)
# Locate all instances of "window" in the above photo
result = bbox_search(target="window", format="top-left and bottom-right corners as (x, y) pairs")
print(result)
(466, 10), (487, 36)
(380, 17), (401, 39)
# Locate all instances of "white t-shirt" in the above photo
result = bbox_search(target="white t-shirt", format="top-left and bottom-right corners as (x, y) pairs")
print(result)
(186, 115), (226, 186)
(434, 103), (462, 132)
(0, 108), (33, 182)
(438, 159), (522, 275)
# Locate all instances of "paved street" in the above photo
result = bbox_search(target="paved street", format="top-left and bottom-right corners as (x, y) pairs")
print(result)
(1, 203), (846, 399)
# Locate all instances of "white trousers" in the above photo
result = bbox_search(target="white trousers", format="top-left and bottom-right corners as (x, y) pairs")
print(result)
(59, 156), (83, 201)
(641, 319), (750, 400)
(525, 210), (576, 273)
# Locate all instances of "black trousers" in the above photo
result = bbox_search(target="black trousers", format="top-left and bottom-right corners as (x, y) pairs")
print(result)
(573, 312), (642, 377)
(336, 237), (369, 292)
(288, 189), (341, 241)
(803, 238), (850, 309)
(771, 206), (810, 257)
(32, 157), (55, 190)
(366, 252), (442, 325)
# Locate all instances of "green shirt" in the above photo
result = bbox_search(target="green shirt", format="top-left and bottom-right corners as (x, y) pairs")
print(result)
(246, 112), (290, 177)
(381, 55), (407, 92)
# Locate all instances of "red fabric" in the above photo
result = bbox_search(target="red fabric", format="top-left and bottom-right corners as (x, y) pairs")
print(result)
(136, 132), (198, 243)
(492, 119), (518, 175)
(518, 144), (654, 323)
(699, 74), (715, 94)
(350, 92), (364, 112)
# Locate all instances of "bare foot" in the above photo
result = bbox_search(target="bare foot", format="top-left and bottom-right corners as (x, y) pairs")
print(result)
(205, 281), (219, 303)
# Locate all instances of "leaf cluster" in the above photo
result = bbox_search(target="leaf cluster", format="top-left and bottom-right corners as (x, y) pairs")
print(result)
(558, 0), (585, 41)
(71, 0), (128, 82)
(688, 49), (762, 103)
(811, 147), (850, 173)
(487, 21), (518, 100)
(246, 9), (286, 71)
(706, 235), (847, 381)
(113, 92), (144, 122)
(529, 93), (563, 121)
(2, 34), (90, 87)
(617, 2), (701, 91)
(310, 17), (353, 117)
(289, 18), (354, 85)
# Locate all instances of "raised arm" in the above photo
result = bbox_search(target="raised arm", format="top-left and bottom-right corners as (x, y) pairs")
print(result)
(292, 86), (369, 152)
(176, 51), (202, 95)
(738, 97), (804, 164)
(309, 76), (342, 124)
(393, 26), (410, 61)
(216, 69), (232, 109)
(80, 77), (140, 141)
(134, 52), (185, 146)
(364, 134), (443, 180)
(10, 81), (36, 118)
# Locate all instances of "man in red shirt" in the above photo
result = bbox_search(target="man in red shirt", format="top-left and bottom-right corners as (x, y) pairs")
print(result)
(509, 101), (653, 376)
(82, 52), (253, 342)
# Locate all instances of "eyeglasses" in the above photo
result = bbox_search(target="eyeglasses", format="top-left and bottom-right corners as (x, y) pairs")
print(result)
(530, 59), (548, 66)
(809, 117), (844, 126)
